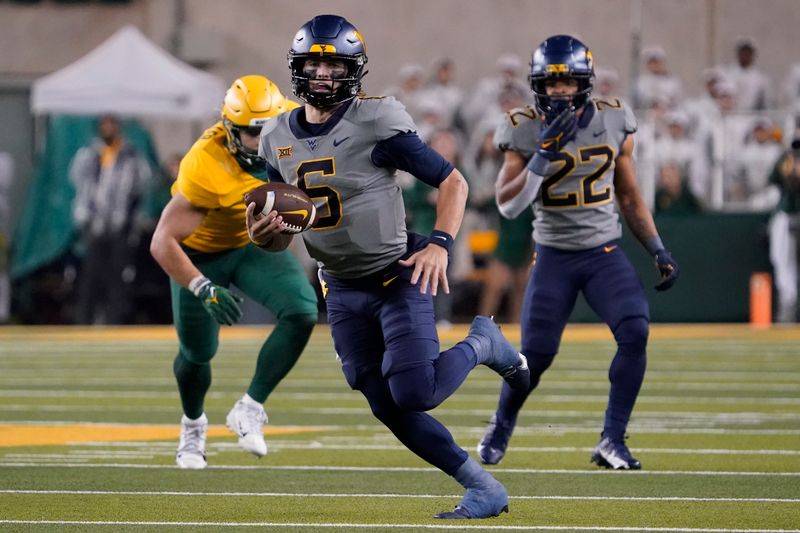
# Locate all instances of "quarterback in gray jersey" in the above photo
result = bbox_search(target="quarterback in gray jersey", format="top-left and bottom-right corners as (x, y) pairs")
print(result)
(246, 14), (528, 520)
(478, 35), (680, 471)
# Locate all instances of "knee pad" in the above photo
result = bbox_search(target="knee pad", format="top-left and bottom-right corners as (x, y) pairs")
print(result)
(614, 317), (649, 357)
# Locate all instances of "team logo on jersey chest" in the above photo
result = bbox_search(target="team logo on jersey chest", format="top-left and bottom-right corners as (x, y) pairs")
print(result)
(277, 146), (293, 159)
(306, 138), (320, 151)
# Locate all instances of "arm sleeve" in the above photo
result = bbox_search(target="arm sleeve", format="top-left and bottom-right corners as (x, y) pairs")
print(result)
(497, 170), (543, 219)
(265, 161), (285, 183)
(371, 132), (454, 187)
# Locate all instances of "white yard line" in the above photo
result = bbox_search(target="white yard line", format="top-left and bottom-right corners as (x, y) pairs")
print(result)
(1, 489), (798, 503)
(0, 520), (797, 532)
(0, 463), (798, 476)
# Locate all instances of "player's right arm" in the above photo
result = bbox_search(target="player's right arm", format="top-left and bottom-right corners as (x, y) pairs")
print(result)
(149, 192), (207, 288)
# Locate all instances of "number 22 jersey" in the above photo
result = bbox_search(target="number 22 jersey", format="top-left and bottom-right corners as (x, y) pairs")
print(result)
(494, 99), (637, 251)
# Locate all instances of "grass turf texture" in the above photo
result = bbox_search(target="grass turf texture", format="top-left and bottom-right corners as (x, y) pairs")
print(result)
(0, 324), (798, 532)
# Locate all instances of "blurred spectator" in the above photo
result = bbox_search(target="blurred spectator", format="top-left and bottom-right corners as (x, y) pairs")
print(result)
(767, 138), (800, 322)
(422, 58), (464, 129)
(654, 161), (702, 214)
(783, 62), (800, 113)
(462, 53), (531, 130)
(127, 152), (181, 324)
(633, 46), (683, 110)
(69, 114), (152, 324)
(594, 67), (620, 100)
(653, 110), (710, 203)
(383, 63), (426, 121)
(731, 118), (784, 208)
(685, 67), (727, 166)
(0, 152), (12, 323)
(477, 206), (534, 323)
(724, 37), (771, 111)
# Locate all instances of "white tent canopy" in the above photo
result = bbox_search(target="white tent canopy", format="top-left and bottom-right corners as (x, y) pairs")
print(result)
(31, 25), (225, 120)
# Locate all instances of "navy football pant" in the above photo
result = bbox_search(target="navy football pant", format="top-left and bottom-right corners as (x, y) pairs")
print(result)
(494, 241), (650, 440)
(324, 274), (475, 475)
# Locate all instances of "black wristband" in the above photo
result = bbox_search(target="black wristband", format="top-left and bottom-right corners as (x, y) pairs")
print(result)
(428, 230), (454, 253)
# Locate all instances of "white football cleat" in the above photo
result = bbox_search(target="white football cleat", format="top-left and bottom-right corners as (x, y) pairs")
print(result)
(176, 413), (208, 469)
(226, 396), (268, 458)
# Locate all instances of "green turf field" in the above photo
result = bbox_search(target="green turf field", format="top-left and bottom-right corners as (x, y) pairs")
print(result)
(0, 324), (798, 532)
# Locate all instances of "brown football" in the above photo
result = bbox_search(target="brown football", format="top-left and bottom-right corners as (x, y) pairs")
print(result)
(244, 182), (318, 234)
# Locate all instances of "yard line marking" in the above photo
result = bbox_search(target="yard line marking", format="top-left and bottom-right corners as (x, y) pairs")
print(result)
(0, 463), (798, 476)
(2, 489), (799, 503)
(0, 520), (798, 532)
(0, 423), (325, 447)
(3, 421), (799, 437)
(3, 389), (799, 405)
(202, 443), (800, 456)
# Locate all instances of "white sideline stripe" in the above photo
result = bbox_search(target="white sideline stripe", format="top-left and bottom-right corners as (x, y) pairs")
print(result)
(2, 389), (799, 406)
(1, 463), (798, 476)
(0, 521), (797, 532)
(3, 420), (800, 436)
(11, 444), (800, 457)
(2, 489), (798, 503)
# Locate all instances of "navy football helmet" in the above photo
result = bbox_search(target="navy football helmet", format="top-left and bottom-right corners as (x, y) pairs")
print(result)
(288, 15), (368, 108)
(529, 35), (594, 122)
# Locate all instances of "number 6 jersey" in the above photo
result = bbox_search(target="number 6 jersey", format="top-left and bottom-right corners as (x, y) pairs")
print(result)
(259, 96), (416, 278)
(494, 99), (637, 250)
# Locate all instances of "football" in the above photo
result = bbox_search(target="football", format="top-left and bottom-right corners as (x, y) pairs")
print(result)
(244, 182), (318, 234)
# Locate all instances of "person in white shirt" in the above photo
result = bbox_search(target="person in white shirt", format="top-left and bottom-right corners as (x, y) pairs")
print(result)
(725, 37), (771, 111)
(633, 47), (683, 110)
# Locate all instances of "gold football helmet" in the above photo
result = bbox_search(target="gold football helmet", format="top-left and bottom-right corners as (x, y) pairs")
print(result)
(221, 75), (298, 168)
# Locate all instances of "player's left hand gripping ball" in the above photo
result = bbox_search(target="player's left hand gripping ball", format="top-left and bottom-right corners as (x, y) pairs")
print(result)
(244, 182), (319, 234)
(654, 249), (680, 291)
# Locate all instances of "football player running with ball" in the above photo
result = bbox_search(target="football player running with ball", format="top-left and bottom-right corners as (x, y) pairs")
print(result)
(150, 76), (318, 469)
(478, 35), (680, 470)
(247, 15), (529, 519)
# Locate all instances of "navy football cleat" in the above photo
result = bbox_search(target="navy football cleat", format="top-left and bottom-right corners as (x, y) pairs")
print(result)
(434, 479), (509, 519)
(590, 435), (642, 470)
(477, 414), (516, 465)
(466, 316), (530, 391)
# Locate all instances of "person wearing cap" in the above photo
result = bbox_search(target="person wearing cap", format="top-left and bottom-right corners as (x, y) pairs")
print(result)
(461, 53), (532, 129)
(633, 46), (683, 110)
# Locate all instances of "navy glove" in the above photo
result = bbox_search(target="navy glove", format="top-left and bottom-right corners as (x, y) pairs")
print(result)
(191, 277), (243, 325)
(528, 107), (578, 175)
(654, 249), (680, 291)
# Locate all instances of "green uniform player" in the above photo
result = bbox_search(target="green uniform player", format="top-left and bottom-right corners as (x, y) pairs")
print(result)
(150, 75), (318, 469)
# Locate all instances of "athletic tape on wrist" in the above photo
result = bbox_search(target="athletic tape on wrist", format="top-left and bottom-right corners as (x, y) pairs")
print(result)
(188, 275), (211, 297)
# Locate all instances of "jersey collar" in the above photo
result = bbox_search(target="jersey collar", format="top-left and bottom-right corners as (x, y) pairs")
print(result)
(289, 98), (355, 139)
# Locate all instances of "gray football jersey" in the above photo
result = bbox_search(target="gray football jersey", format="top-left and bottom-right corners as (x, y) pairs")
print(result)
(494, 98), (637, 250)
(259, 96), (416, 278)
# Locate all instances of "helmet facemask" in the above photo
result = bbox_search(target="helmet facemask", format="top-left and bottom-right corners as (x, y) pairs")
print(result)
(289, 53), (366, 108)
(222, 118), (266, 170)
(530, 73), (593, 123)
